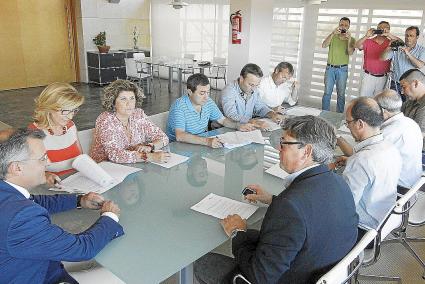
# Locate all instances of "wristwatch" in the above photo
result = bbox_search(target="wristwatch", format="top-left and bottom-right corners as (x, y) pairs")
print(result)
(76, 194), (83, 209)
(230, 228), (245, 239)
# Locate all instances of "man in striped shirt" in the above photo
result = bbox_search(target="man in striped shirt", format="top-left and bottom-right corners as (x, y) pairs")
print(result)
(167, 73), (255, 147)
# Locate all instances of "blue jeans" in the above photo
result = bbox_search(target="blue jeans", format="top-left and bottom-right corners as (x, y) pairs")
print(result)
(390, 80), (406, 102)
(322, 65), (348, 113)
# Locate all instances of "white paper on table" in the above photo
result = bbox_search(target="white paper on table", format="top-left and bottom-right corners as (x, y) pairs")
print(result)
(257, 118), (281, 131)
(151, 152), (189, 168)
(338, 124), (351, 133)
(265, 163), (290, 180)
(72, 154), (114, 188)
(285, 106), (321, 117)
(217, 129), (265, 149)
(50, 160), (142, 194)
(191, 193), (258, 219)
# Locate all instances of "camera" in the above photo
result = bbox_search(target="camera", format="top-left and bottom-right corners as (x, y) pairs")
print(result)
(242, 187), (256, 196)
(390, 40), (405, 51)
(340, 29), (347, 34)
(372, 29), (384, 35)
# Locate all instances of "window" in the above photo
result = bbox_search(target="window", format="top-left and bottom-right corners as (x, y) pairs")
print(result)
(270, 6), (304, 75)
(179, 0), (229, 61)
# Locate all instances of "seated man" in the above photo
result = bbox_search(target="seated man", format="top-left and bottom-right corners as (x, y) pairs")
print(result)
(194, 116), (359, 284)
(400, 68), (425, 149)
(337, 97), (401, 234)
(221, 63), (284, 129)
(167, 73), (254, 147)
(0, 128), (124, 284)
(258, 61), (299, 112)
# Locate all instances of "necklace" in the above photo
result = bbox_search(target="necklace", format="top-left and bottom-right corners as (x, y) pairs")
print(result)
(47, 126), (67, 135)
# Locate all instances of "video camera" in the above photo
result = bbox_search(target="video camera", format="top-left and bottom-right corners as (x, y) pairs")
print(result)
(390, 40), (405, 51)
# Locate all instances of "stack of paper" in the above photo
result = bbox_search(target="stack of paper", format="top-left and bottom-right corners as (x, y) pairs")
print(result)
(151, 152), (189, 168)
(285, 106), (322, 117)
(191, 193), (258, 219)
(265, 163), (289, 180)
(217, 129), (265, 149)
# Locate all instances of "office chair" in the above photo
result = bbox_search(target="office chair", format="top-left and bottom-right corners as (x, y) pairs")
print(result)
(206, 57), (227, 90)
(124, 58), (154, 96)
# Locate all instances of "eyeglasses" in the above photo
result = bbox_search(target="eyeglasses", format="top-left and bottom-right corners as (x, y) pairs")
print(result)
(344, 119), (357, 127)
(280, 137), (304, 147)
(60, 108), (79, 116)
(12, 153), (49, 164)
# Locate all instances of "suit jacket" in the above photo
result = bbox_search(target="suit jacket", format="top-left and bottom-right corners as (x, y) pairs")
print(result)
(0, 180), (124, 284)
(232, 165), (359, 284)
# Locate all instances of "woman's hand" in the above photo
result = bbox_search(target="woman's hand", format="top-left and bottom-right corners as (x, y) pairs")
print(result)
(147, 151), (171, 163)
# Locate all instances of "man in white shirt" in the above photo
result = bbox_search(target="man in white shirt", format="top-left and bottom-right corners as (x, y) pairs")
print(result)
(336, 97), (401, 232)
(258, 62), (299, 113)
(375, 89), (423, 190)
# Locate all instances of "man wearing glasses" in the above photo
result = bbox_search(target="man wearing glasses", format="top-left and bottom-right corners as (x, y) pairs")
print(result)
(220, 63), (284, 130)
(194, 116), (358, 283)
(0, 128), (124, 284)
(336, 97), (401, 239)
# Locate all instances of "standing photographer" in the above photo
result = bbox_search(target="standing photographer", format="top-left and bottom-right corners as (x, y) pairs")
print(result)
(382, 26), (425, 100)
(356, 21), (401, 97)
(321, 17), (356, 113)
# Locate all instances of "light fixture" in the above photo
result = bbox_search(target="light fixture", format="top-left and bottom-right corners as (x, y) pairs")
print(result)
(302, 0), (327, 5)
(169, 0), (189, 9)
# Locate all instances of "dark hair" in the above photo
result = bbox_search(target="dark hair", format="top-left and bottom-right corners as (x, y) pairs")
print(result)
(274, 62), (294, 75)
(187, 73), (210, 93)
(406, 26), (420, 36)
(350, 97), (384, 128)
(102, 79), (144, 112)
(240, 63), (263, 79)
(378, 21), (390, 26)
(340, 17), (351, 25)
(399, 68), (425, 83)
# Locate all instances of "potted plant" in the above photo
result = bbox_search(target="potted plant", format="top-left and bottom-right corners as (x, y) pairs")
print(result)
(93, 31), (110, 53)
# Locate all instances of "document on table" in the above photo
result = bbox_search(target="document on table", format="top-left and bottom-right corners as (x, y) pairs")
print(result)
(256, 118), (282, 131)
(265, 163), (290, 180)
(191, 193), (259, 219)
(151, 152), (189, 168)
(285, 106), (321, 117)
(49, 158), (141, 194)
(217, 129), (265, 149)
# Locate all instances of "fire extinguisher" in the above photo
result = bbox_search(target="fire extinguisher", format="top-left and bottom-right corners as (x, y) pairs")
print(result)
(230, 10), (242, 44)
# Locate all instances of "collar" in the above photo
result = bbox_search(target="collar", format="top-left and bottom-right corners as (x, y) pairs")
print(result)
(235, 79), (252, 100)
(353, 133), (383, 153)
(283, 164), (320, 188)
(183, 94), (201, 114)
(414, 94), (425, 107)
(4, 180), (30, 199)
(382, 112), (403, 127)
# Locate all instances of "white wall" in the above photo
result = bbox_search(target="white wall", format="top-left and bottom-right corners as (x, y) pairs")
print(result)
(75, 0), (151, 82)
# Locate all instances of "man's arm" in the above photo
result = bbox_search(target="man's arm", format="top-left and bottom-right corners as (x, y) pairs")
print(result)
(355, 29), (374, 50)
(402, 48), (425, 69)
(322, 28), (338, 48)
(337, 136), (354, 156)
(31, 194), (77, 214)
(175, 129), (222, 148)
(7, 205), (124, 262)
(221, 85), (245, 123)
(232, 198), (306, 283)
(347, 35), (356, 55)
(342, 158), (370, 206)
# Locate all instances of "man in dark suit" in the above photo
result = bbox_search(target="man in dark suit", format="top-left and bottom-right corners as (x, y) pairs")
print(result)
(194, 116), (359, 284)
(0, 128), (124, 284)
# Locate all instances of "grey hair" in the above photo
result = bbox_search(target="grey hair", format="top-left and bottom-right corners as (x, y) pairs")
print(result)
(375, 89), (402, 113)
(282, 115), (336, 164)
(0, 128), (46, 179)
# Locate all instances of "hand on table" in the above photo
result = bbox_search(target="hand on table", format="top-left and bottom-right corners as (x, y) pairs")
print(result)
(45, 172), (62, 188)
(80, 192), (105, 209)
(220, 214), (247, 237)
(243, 184), (273, 205)
(101, 200), (121, 217)
(207, 137), (224, 148)
(148, 151), (171, 163)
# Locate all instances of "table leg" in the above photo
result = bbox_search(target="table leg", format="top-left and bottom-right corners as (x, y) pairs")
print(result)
(178, 263), (193, 284)
(168, 66), (173, 93)
(178, 69), (183, 97)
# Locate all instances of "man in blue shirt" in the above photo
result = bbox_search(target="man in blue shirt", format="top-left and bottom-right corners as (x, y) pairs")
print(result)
(382, 26), (425, 99)
(221, 63), (284, 129)
(167, 73), (255, 147)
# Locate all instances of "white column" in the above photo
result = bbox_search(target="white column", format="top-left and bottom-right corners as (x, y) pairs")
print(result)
(227, 0), (273, 81)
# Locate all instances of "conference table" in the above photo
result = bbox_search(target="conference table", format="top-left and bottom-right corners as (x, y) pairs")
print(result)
(32, 107), (345, 284)
(138, 57), (226, 97)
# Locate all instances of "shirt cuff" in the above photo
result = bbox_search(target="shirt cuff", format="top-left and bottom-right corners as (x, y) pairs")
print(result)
(102, 212), (119, 222)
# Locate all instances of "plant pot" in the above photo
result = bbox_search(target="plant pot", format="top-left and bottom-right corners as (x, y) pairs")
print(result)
(97, 45), (110, 53)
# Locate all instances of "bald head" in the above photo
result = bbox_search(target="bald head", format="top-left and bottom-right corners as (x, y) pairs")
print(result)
(348, 97), (384, 128)
(375, 89), (402, 113)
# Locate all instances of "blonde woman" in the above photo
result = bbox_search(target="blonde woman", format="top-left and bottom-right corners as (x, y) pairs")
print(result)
(90, 79), (170, 163)
(29, 82), (84, 184)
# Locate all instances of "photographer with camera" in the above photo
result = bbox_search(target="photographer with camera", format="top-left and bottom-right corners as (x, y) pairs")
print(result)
(321, 17), (356, 113)
(356, 21), (402, 97)
(382, 26), (425, 100)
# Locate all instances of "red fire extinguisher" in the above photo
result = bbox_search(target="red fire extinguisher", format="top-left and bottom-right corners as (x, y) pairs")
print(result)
(230, 10), (242, 44)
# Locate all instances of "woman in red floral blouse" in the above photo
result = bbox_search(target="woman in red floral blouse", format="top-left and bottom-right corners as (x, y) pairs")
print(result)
(90, 80), (170, 163)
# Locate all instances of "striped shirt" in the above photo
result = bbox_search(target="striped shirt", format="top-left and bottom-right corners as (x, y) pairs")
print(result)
(29, 121), (82, 176)
(385, 43), (425, 82)
(167, 94), (223, 141)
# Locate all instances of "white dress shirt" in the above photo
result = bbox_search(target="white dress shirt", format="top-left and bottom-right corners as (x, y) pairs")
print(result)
(343, 134), (401, 229)
(381, 112), (423, 188)
(4, 181), (119, 222)
(258, 75), (298, 108)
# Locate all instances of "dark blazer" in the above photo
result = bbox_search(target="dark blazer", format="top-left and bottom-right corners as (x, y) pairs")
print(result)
(0, 180), (124, 284)
(232, 165), (359, 284)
